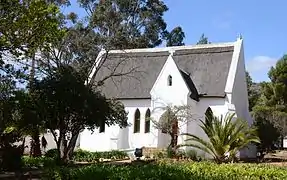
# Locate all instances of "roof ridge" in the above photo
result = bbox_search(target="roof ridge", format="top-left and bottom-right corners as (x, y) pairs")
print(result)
(106, 41), (236, 54)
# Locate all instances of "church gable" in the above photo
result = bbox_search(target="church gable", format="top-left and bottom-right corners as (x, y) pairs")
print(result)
(150, 54), (190, 103)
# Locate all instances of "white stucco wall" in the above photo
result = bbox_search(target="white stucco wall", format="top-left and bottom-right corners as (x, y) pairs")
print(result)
(225, 39), (257, 158)
(185, 97), (229, 157)
(150, 54), (190, 148)
(79, 99), (153, 152)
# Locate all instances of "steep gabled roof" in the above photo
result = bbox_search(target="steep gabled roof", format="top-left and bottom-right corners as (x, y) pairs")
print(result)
(90, 42), (235, 99)
(179, 70), (199, 101)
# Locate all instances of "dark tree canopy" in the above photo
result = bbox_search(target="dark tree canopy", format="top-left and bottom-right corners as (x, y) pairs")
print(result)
(33, 65), (128, 161)
(78, 0), (169, 49)
(246, 71), (260, 111)
(253, 55), (287, 150)
(165, 26), (185, 47)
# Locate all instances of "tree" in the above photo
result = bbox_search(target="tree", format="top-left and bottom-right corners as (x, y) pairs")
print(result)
(246, 71), (261, 111)
(180, 113), (260, 163)
(196, 33), (210, 45)
(0, 0), (64, 59)
(78, 0), (174, 49)
(253, 55), (287, 149)
(1, 0), (68, 157)
(33, 65), (128, 162)
(152, 105), (194, 156)
(252, 106), (281, 151)
(165, 27), (185, 47)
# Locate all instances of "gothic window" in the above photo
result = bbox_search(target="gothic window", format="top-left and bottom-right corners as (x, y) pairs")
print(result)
(205, 107), (214, 126)
(168, 75), (172, 86)
(134, 109), (141, 133)
(99, 120), (105, 133)
(145, 109), (151, 133)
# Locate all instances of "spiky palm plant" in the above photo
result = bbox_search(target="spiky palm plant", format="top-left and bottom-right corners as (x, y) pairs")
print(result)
(180, 113), (260, 163)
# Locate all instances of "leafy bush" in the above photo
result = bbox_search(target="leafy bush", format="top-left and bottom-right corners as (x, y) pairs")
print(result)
(43, 149), (128, 163)
(22, 156), (56, 169)
(0, 146), (22, 172)
(185, 149), (199, 161)
(72, 149), (128, 162)
(44, 161), (287, 180)
(45, 148), (58, 159)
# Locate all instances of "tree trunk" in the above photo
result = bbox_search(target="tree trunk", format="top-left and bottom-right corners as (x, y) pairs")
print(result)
(59, 132), (79, 163)
(66, 133), (79, 160)
(31, 130), (41, 157)
(59, 133), (66, 162)
(20, 137), (26, 155)
(29, 55), (42, 157)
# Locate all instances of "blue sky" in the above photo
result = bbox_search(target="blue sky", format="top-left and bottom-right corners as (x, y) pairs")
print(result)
(62, 0), (287, 82)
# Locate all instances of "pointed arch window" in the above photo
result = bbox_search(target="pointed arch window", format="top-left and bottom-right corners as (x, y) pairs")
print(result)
(205, 107), (214, 126)
(145, 109), (151, 133)
(167, 75), (172, 86)
(134, 109), (141, 133)
(99, 120), (105, 133)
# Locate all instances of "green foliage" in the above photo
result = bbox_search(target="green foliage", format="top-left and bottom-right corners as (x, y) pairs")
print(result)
(23, 149), (128, 167)
(196, 34), (210, 45)
(72, 149), (128, 162)
(253, 106), (281, 151)
(79, 0), (169, 49)
(246, 71), (261, 111)
(0, 0), (65, 58)
(45, 148), (59, 159)
(0, 146), (23, 172)
(22, 156), (56, 169)
(32, 65), (128, 162)
(166, 147), (175, 158)
(43, 161), (287, 180)
(165, 26), (185, 47)
(185, 149), (199, 161)
(180, 113), (260, 163)
(253, 55), (287, 149)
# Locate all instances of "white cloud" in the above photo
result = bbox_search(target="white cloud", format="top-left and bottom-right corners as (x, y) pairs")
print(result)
(246, 56), (278, 82)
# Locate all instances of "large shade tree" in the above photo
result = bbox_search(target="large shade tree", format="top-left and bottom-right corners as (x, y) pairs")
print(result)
(33, 65), (128, 162)
(1, 0), (68, 157)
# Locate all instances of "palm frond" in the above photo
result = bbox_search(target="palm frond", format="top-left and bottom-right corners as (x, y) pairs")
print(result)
(179, 113), (260, 163)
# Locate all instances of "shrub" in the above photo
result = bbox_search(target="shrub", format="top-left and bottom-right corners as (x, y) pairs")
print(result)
(45, 148), (58, 159)
(72, 149), (128, 162)
(0, 146), (23, 172)
(22, 156), (56, 169)
(185, 149), (198, 161)
(44, 161), (287, 180)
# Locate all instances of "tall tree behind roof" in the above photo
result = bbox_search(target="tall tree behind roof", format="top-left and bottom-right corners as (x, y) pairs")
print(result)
(165, 26), (185, 47)
(196, 33), (210, 45)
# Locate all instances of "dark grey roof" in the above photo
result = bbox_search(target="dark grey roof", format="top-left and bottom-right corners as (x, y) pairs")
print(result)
(179, 70), (199, 101)
(91, 45), (234, 99)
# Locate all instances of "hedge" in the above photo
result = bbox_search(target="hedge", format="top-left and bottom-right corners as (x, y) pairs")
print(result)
(22, 156), (56, 169)
(44, 149), (128, 162)
(44, 161), (287, 180)
(72, 149), (128, 162)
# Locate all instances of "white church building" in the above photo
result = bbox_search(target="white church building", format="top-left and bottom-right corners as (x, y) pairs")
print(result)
(78, 37), (256, 158)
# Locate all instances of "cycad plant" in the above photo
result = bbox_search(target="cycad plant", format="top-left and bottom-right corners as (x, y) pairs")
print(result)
(180, 113), (260, 163)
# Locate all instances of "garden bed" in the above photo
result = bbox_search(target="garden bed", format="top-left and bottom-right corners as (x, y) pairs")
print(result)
(44, 160), (287, 180)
